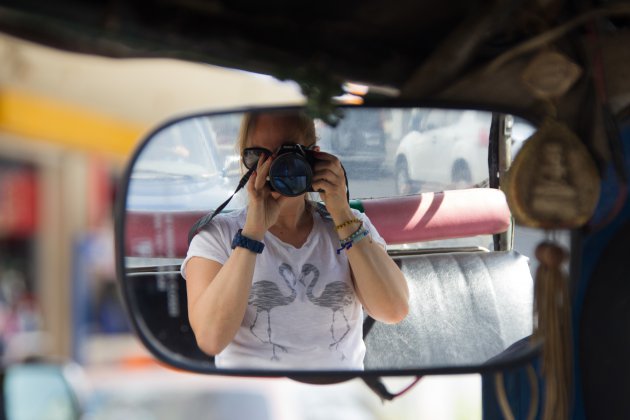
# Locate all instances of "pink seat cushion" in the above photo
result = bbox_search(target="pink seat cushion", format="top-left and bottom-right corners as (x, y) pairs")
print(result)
(125, 188), (511, 257)
(362, 188), (511, 245)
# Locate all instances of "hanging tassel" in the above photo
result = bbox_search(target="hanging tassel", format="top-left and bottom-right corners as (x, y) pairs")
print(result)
(533, 241), (572, 420)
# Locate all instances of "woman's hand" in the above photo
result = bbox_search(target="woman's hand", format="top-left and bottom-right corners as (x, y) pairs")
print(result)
(243, 154), (286, 239)
(311, 151), (351, 216)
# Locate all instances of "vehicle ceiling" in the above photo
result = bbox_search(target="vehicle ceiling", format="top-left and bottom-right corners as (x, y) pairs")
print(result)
(0, 0), (629, 162)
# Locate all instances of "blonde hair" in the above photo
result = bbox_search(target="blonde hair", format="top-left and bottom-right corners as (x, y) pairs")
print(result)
(236, 110), (319, 209)
(237, 110), (317, 157)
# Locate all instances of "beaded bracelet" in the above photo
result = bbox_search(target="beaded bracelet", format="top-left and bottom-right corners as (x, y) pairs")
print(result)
(336, 225), (370, 254)
(334, 217), (362, 231)
(340, 222), (365, 243)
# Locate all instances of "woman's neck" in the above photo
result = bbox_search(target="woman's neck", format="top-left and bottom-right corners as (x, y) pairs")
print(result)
(267, 200), (314, 248)
(273, 200), (311, 231)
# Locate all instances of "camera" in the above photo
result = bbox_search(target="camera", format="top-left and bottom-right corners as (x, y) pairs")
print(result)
(268, 144), (318, 197)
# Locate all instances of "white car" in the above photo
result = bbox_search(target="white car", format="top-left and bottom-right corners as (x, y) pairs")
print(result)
(394, 109), (492, 194)
(126, 116), (243, 212)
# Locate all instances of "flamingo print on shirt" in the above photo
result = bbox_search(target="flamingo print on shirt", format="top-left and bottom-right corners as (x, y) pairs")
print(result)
(301, 264), (355, 353)
(248, 263), (297, 360)
(248, 263), (355, 361)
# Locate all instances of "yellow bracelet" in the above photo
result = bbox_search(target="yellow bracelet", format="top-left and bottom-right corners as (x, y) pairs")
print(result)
(334, 217), (362, 231)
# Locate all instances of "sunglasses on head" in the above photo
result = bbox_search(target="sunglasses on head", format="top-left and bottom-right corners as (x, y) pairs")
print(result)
(242, 143), (315, 169)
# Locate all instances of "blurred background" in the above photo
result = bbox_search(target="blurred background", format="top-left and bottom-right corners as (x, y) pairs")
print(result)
(0, 32), (488, 419)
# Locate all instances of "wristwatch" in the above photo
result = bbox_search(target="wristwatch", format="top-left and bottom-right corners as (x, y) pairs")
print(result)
(231, 229), (265, 254)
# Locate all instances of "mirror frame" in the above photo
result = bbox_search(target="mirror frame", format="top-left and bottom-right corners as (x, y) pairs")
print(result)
(114, 101), (541, 380)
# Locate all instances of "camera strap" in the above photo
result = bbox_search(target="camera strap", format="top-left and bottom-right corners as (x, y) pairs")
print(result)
(187, 163), (350, 245)
(187, 165), (255, 245)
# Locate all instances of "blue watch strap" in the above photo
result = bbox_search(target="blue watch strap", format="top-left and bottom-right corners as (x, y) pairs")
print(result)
(231, 229), (264, 254)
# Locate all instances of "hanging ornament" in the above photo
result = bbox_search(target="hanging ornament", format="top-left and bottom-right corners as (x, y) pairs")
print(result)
(504, 115), (600, 420)
(506, 117), (600, 229)
(533, 241), (572, 420)
(521, 50), (582, 100)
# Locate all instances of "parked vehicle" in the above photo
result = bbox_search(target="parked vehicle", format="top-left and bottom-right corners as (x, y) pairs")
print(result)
(394, 109), (492, 193)
(317, 108), (388, 175)
(126, 115), (243, 212)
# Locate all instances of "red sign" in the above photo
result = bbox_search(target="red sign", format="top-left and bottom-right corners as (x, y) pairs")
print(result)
(0, 168), (38, 237)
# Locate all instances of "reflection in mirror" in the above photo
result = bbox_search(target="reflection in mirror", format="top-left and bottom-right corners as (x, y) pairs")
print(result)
(119, 106), (539, 376)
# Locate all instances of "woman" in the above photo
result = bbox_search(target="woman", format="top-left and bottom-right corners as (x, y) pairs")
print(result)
(181, 110), (409, 369)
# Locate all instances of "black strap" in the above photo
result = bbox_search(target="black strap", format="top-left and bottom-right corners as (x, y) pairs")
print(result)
(187, 166), (255, 245)
(362, 315), (376, 339)
(362, 376), (423, 401)
(361, 313), (423, 401)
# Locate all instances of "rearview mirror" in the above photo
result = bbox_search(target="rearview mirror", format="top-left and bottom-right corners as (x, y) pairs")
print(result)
(115, 105), (539, 379)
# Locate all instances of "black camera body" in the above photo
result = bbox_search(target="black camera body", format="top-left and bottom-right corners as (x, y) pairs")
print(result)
(268, 144), (318, 196)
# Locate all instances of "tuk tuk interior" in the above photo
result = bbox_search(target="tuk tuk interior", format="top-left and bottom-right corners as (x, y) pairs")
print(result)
(1, 1), (630, 419)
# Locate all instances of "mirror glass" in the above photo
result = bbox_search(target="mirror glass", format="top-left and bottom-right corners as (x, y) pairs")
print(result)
(118, 106), (539, 376)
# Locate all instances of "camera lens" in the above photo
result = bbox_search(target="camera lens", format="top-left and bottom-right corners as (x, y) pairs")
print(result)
(269, 153), (312, 196)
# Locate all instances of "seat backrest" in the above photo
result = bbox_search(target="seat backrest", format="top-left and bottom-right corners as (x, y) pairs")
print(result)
(128, 250), (532, 371)
(364, 250), (533, 369)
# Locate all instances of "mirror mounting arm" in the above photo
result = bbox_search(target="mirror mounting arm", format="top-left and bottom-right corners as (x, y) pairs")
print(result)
(362, 376), (423, 402)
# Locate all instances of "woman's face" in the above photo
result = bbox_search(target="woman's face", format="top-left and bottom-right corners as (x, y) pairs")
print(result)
(246, 114), (319, 201)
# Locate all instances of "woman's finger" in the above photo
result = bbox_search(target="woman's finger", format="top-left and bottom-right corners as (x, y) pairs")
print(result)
(313, 167), (342, 182)
(312, 177), (345, 192)
(313, 150), (338, 163)
(313, 170), (345, 194)
(314, 152), (343, 173)
(247, 170), (257, 192)
(254, 154), (272, 190)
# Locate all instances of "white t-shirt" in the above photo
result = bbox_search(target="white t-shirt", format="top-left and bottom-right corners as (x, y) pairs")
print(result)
(181, 206), (385, 370)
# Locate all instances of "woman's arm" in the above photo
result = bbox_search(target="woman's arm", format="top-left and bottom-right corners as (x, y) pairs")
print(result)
(186, 154), (279, 355)
(311, 151), (409, 324)
(185, 244), (259, 355)
(334, 209), (409, 324)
